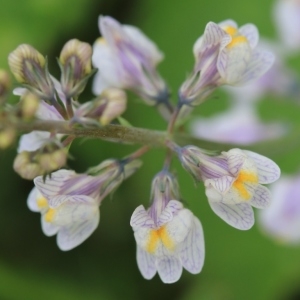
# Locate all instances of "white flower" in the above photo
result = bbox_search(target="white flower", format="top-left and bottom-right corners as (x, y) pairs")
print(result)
(259, 175), (300, 244)
(273, 0), (300, 53)
(29, 159), (142, 250)
(179, 147), (280, 230)
(92, 16), (168, 106)
(190, 103), (285, 145)
(130, 171), (204, 283)
(179, 20), (274, 103)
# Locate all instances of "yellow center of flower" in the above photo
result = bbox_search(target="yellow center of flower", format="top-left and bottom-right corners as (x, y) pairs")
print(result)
(44, 208), (56, 223)
(232, 170), (258, 200)
(224, 26), (248, 49)
(147, 225), (174, 254)
(36, 195), (48, 209)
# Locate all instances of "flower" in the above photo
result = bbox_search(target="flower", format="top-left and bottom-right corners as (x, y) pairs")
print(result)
(178, 147), (280, 230)
(130, 171), (205, 283)
(259, 175), (300, 244)
(273, 0), (300, 53)
(30, 159), (142, 250)
(92, 16), (171, 113)
(179, 20), (274, 104)
(190, 103), (285, 145)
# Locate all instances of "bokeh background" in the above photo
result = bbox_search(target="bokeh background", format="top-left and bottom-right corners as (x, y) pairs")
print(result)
(1, 0), (300, 299)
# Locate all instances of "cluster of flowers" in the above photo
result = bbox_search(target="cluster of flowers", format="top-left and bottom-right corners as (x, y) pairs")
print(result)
(2, 15), (282, 283)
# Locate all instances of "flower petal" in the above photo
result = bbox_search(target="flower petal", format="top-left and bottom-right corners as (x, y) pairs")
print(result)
(248, 184), (271, 208)
(27, 187), (41, 212)
(41, 217), (59, 236)
(157, 200), (184, 227)
(238, 24), (259, 49)
(180, 216), (205, 274)
(130, 205), (155, 229)
(18, 131), (50, 153)
(209, 201), (254, 230)
(235, 49), (275, 85)
(156, 255), (182, 284)
(34, 170), (77, 198)
(205, 176), (235, 196)
(56, 213), (100, 251)
(218, 19), (238, 29)
(136, 246), (156, 280)
(243, 150), (281, 184)
(225, 148), (247, 177)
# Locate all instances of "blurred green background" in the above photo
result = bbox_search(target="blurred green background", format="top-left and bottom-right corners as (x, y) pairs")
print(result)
(1, 0), (300, 299)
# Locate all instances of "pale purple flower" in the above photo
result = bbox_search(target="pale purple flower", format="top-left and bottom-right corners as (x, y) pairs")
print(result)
(92, 16), (170, 111)
(179, 20), (274, 104)
(273, 0), (300, 53)
(259, 175), (300, 244)
(178, 146), (280, 230)
(190, 103), (285, 145)
(130, 171), (205, 283)
(29, 159), (142, 250)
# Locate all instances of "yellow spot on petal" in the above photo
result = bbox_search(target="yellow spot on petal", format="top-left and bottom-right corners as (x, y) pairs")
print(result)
(96, 37), (107, 45)
(227, 36), (248, 48)
(36, 195), (48, 209)
(232, 170), (258, 200)
(146, 225), (174, 254)
(45, 208), (56, 223)
(224, 26), (238, 36)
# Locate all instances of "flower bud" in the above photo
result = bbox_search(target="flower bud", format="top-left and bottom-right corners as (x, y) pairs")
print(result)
(59, 39), (93, 98)
(37, 148), (68, 172)
(0, 127), (16, 149)
(20, 91), (39, 120)
(13, 151), (43, 179)
(0, 70), (11, 104)
(8, 44), (55, 100)
(99, 88), (127, 125)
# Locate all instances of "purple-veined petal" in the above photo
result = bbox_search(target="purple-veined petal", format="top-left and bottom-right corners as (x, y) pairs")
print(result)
(18, 131), (50, 153)
(236, 49), (275, 86)
(36, 101), (64, 121)
(180, 216), (205, 274)
(34, 170), (77, 198)
(48, 194), (97, 209)
(156, 255), (182, 284)
(157, 200), (183, 227)
(248, 184), (271, 208)
(239, 24), (259, 49)
(205, 176), (235, 196)
(56, 213), (100, 251)
(209, 201), (254, 230)
(130, 205), (155, 229)
(218, 19), (238, 29)
(243, 150), (280, 184)
(136, 246), (156, 280)
(225, 148), (247, 177)
(41, 217), (59, 236)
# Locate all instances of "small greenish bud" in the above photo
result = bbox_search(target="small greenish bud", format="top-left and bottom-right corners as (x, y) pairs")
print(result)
(37, 148), (68, 172)
(59, 39), (93, 98)
(99, 88), (127, 125)
(0, 127), (16, 149)
(19, 91), (39, 120)
(0, 70), (11, 104)
(13, 151), (43, 179)
(8, 44), (54, 100)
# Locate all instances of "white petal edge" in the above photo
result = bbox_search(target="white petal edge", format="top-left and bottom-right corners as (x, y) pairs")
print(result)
(248, 184), (271, 209)
(243, 150), (281, 184)
(56, 212), (100, 251)
(156, 255), (182, 284)
(130, 205), (155, 229)
(209, 201), (254, 230)
(41, 217), (60, 237)
(157, 200), (184, 227)
(180, 216), (205, 274)
(136, 246), (156, 280)
(238, 24), (259, 49)
(27, 187), (40, 212)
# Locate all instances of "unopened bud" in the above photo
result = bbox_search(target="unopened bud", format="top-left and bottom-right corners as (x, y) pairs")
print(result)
(0, 70), (11, 103)
(20, 91), (39, 119)
(8, 44), (54, 100)
(0, 127), (16, 149)
(59, 39), (93, 97)
(37, 148), (68, 172)
(13, 151), (43, 179)
(99, 88), (127, 125)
